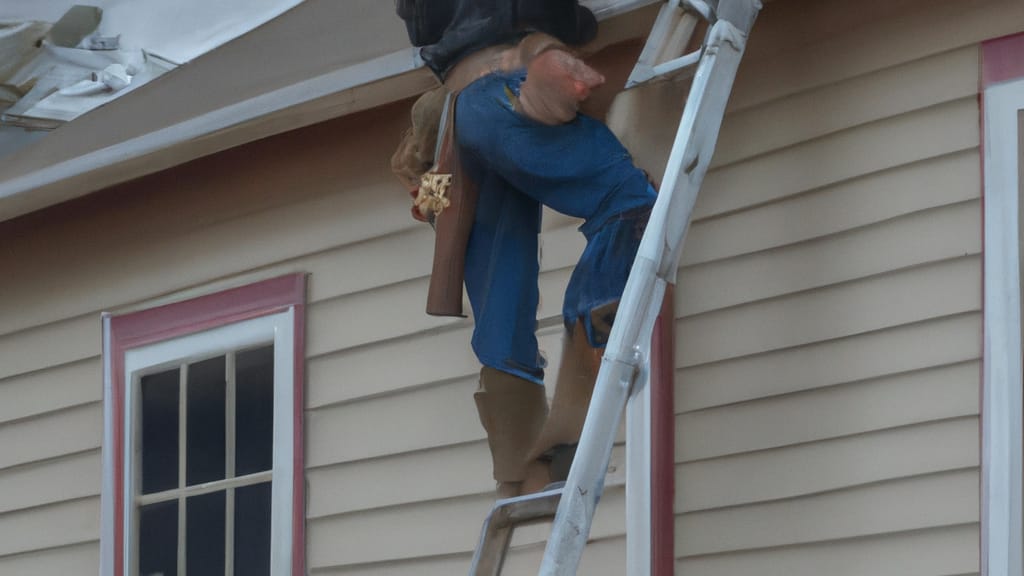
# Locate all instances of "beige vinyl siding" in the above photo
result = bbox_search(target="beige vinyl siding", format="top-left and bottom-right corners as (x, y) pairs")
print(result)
(654, 0), (1019, 573)
(0, 0), (1016, 574)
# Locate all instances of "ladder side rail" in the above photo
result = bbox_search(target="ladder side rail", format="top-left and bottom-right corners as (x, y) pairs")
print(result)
(623, 5), (702, 571)
(470, 488), (565, 575)
(633, 2), (685, 71)
(537, 1), (761, 574)
(657, 12), (755, 280)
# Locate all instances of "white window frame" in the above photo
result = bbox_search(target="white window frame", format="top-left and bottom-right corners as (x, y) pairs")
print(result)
(983, 74), (1024, 576)
(122, 311), (295, 576)
(99, 274), (306, 576)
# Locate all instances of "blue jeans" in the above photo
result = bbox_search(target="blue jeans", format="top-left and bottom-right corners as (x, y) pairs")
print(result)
(456, 70), (656, 385)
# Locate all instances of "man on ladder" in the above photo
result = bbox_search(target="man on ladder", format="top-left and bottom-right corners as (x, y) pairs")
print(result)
(391, 0), (658, 500)
(393, 1), (762, 574)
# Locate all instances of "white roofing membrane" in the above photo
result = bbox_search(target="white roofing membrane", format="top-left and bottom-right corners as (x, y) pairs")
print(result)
(1, 0), (304, 65)
(0, 0), (303, 157)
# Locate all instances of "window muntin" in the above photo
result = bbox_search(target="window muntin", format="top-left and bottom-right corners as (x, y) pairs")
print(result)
(132, 345), (274, 576)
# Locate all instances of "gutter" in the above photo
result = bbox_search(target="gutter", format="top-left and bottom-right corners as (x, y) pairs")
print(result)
(0, 0), (658, 222)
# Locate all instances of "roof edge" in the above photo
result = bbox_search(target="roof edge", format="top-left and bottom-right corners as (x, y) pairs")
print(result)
(0, 0), (659, 223)
(0, 47), (428, 222)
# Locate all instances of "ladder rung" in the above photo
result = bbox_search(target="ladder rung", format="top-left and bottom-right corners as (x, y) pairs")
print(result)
(625, 0), (708, 89)
(625, 48), (702, 89)
(681, 0), (715, 22)
(469, 487), (563, 576)
(490, 486), (563, 529)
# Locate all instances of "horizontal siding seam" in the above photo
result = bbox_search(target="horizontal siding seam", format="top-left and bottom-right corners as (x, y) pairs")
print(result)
(677, 464), (980, 515)
(307, 477), (626, 523)
(308, 322), (568, 408)
(0, 446), (100, 477)
(308, 551), (468, 574)
(677, 414), (980, 465)
(0, 539), (99, 563)
(0, 396), (102, 429)
(693, 143), (979, 224)
(304, 439), (484, 476)
(306, 317), (473, 361)
(682, 197), (981, 273)
(307, 372), (478, 411)
(675, 253), (981, 324)
(726, 43), (978, 116)
(673, 521), (980, 561)
(0, 400), (100, 434)
(676, 310), (980, 373)
(308, 249), (581, 312)
(677, 359), (981, 416)
(307, 311), (556, 368)
(307, 492), (491, 525)
(0, 493), (99, 522)
(307, 534), (627, 572)
(708, 95), (979, 175)
(0, 355), (99, 388)
(0, 309), (100, 344)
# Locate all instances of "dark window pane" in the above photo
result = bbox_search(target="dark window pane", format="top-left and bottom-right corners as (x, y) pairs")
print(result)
(186, 491), (226, 576)
(236, 346), (274, 475)
(139, 500), (177, 576)
(186, 356), (226, 485)
(141, 369), (180, 494)
(234, 482), (272, 576)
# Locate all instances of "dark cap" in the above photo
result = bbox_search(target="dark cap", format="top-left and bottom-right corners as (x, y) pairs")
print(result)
(517, 0), (598, 46)
(413, 0), (599, 80)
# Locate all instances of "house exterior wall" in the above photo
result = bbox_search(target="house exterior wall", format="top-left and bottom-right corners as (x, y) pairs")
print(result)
(655, 0), (1021, 574)
(0, 0), (1020, 574)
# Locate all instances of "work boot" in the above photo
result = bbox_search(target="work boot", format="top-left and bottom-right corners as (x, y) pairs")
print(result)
(527, 319), (602, 480)
(474, 367), (549, 498)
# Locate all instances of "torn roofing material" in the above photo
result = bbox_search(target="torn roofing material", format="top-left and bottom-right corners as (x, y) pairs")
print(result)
(0, 0), (303, 132)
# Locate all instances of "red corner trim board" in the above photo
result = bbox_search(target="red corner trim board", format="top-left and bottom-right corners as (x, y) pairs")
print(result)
(651, 285), (676, 576)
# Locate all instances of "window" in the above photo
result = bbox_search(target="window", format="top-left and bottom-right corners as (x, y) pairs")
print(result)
(982, 32), (1024, 576)
(100, 275), (306, 576)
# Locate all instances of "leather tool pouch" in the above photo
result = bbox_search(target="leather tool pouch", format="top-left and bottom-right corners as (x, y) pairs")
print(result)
(424, 94), (478, 317)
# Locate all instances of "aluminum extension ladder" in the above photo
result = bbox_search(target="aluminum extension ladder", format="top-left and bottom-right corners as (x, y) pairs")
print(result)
(467, 1), (762, 574)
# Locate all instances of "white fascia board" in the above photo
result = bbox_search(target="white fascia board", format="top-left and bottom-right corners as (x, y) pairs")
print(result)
(0, 0), (658, 222)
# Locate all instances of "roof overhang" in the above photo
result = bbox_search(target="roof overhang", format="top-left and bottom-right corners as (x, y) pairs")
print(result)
(0, 0), (659, 223)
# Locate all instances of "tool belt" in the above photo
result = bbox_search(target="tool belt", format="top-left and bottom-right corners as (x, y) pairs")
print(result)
(420, 92), (478, 317)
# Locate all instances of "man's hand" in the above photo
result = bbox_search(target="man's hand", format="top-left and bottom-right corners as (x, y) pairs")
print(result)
(518, 49), (605, 125)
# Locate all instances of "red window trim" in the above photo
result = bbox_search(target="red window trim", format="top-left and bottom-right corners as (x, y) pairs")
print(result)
(107, 273), (307, 576)
(982, 32), (1024, 90)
